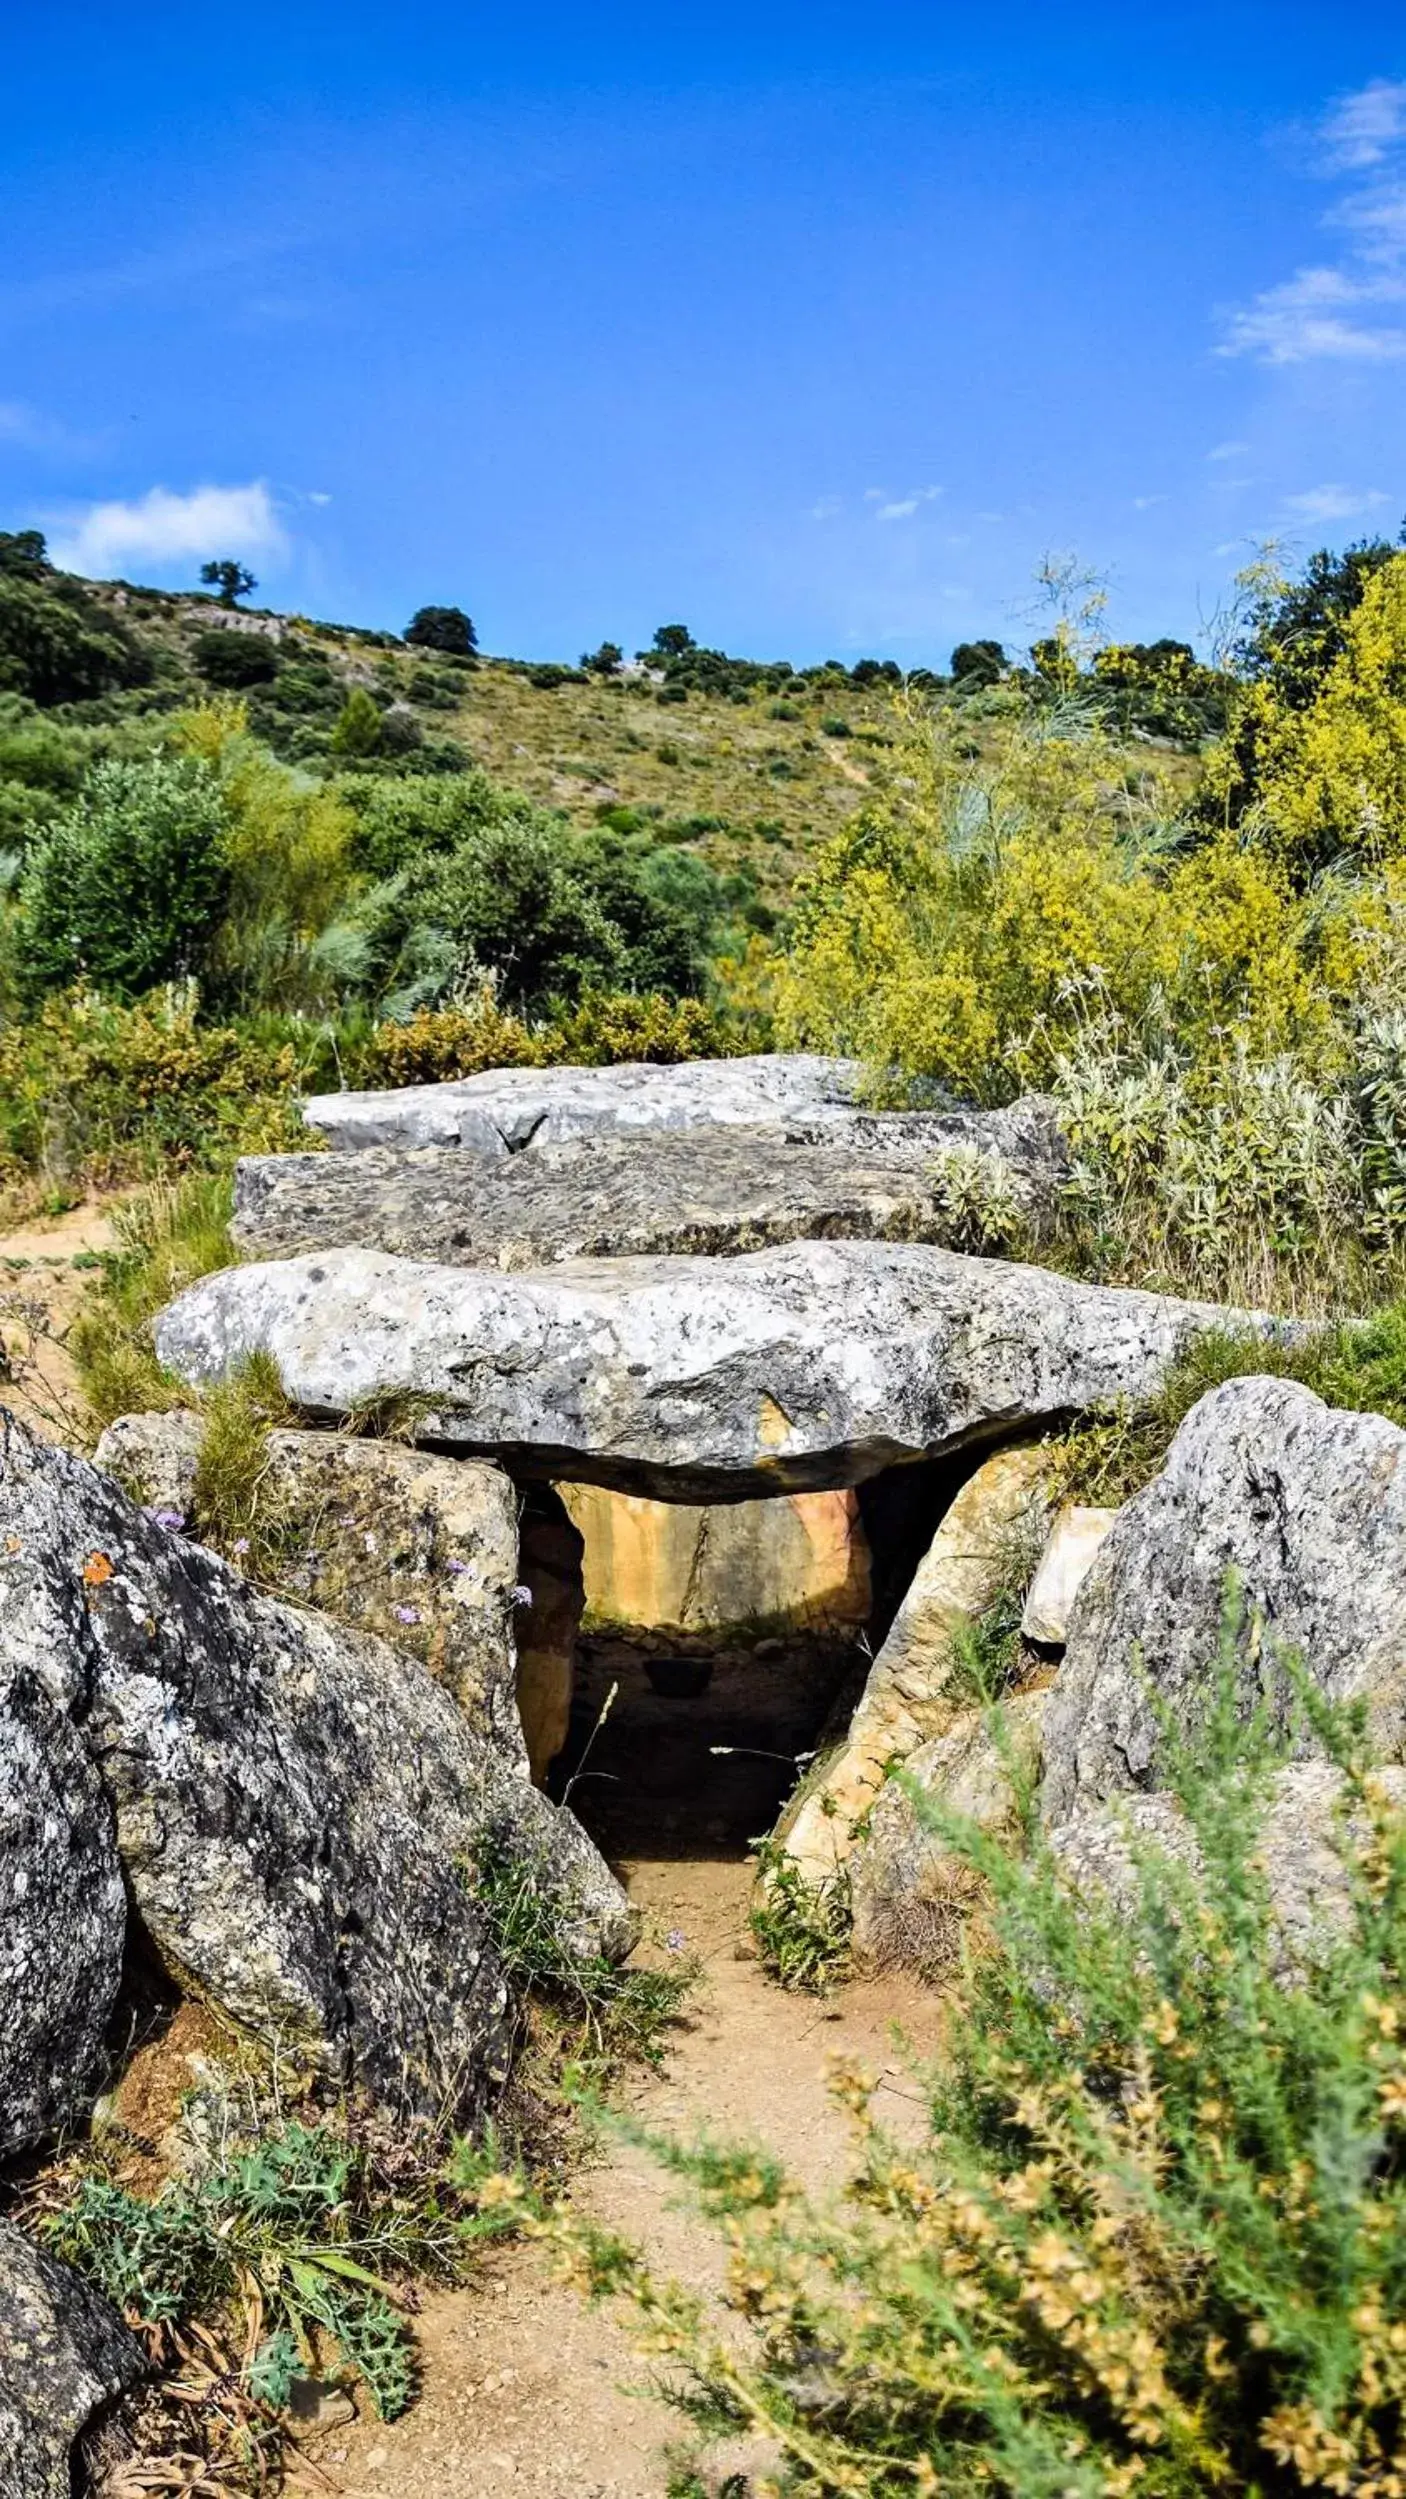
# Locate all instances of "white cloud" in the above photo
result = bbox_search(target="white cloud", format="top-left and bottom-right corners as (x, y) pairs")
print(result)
(306, 489), (333, 508)
(1320, 78), (1406, 172)
(811, 494), (842, 521)
(1207, 440), (1249, 462)
(875, 485), (942, 522)
(1282, 482), (1391, 523)
(1223, 80), (1406, 363)
(1221, 263), (1406, 363)
(47, 480), (288, 579)
(1132, 494), (1168, 510)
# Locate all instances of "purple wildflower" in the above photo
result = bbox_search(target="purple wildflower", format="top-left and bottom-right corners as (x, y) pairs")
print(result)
(666, 1929), (687, 1954)
(232, 1537), (250, 1557)
(511, 1584), (534, 1608)
(446, 1557), (469, 1575)
(144, 1506), (186, 1532)
(395, 1603), (421, 1627)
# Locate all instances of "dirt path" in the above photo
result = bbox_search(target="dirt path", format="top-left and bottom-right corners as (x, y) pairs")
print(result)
(0, 1194), (125, 1440)
(290, 1858), (942, 2499)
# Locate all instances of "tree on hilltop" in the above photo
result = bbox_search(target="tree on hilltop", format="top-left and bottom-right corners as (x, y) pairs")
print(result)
(200, 559), (257, 608)
(405, 605), (478, 656)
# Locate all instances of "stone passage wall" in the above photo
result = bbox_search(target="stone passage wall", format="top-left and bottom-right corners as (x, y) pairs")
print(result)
(559, 1484), (871, 1638)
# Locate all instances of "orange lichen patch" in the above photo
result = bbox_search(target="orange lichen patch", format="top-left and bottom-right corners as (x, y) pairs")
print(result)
(82, 1550), (114, 1586)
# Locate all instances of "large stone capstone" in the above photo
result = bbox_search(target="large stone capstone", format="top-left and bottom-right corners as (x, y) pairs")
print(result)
(153, 1240), (1276, 1502)
(233, 1102), (1068, 1268)
(0, 1414), (628, 2128)
(302, 1052), (872, 1152)
(1042, 1375), (1406, 1824)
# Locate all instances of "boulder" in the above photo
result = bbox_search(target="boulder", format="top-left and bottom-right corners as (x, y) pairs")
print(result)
(96, 1412), (526, 1764)
(1048, 1762), (1406, 1974)
(1021, 1504), (1120, 1646)
(560, 1482), (870, 1639)
(780, 1446), (1050, 1881)
(0, 1663), (126, 2159)
(1042, 1377), (1406, 1824)
(0, 1413), (629, 2125)
(153, 1240), (1273, 1503)
(849, 1691), (1047, 1974)
(0, 2220), (144, 2499)
(302, 1052), (870, 1152)
(232, 1102), (1068, 1269)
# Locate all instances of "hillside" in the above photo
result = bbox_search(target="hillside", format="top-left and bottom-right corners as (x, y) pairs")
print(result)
(42, 572), (906, 906)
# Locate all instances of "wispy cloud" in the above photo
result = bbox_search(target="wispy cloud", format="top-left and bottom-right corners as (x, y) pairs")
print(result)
(1207, 440), (1250, 462)
(47, 481), (289, 579)
(1281, 482), (1391, 523)
(874, 485), (942, 523)
(1222, 77), (1406, 363)
(1320, 78), (1406, 172)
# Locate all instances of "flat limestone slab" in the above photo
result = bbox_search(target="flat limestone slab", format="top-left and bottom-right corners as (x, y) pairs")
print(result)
(233, 1101), (1066, 1268)
(303, 1051), (869, 1153)
(154, 1237), (1274, 1502)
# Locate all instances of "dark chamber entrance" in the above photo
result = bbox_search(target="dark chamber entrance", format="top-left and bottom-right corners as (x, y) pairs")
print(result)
(547, 1630), (866, 1856)
(538, 1461), (959, 1862)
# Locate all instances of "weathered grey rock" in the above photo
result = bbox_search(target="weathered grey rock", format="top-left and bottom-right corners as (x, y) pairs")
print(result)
(1049, 1763), (1406, 1973)
(0, 2220), (144, 2499)
(780, 1445), (1050, 1882)
(303, 1052), (872, 1152)
(233, 1101), (1068, 1268)
(1042, 1378), (1406, 1824)
(1021, 1504), (1120, 1646)
(96, 1412), (526, 1762)
(849, 1691), (1047, 1974)
(0, 1662), (126, 2158)
(154, 1241), (1276, 1503)
(0, 1413), (629, 2125)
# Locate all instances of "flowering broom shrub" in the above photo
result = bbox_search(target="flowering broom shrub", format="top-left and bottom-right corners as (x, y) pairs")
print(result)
(530, 1627), (1406, 2497)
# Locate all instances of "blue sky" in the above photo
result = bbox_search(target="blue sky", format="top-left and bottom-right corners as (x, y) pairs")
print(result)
(2, 3), (1404, 665)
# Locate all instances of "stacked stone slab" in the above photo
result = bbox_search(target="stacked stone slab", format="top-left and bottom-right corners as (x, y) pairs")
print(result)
(154, 1237), (1269, 1502)
(233, 1103), (1069, 1268)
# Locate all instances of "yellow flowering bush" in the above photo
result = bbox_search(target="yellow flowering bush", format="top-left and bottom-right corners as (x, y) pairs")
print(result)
(1251, 555), (1406, 877)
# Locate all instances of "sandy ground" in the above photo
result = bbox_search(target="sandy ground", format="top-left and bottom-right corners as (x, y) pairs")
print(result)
(0, 1194), (124, 1439)
(287, 1857), (942, 2499)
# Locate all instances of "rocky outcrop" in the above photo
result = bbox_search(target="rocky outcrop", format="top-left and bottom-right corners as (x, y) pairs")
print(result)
(154, 1241), (1272, 1502)
(849, 1691), (1047, 1973)
(0, 1665), (126, 2159)
(1042, 1378), (1406, 1824)
(302, 1052), (872, 1152)
(96, 1412), (526, 1762)
(1049, 1762), (1406, 1974)
(0, 1415), (629, 2127)
(0, 2221), (144, 2499)
(1021, 1504), (1119, 1646)
(561, 1483), (870, 1638)
(233, 1102), (1069, 1269)
(780, 1446), (1050, 1881)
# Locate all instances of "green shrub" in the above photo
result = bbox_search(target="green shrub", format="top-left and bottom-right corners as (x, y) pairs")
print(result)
(748, 1835), (852, 1995)
(45, 2119), (461, 2422)
(0, 986), (306, 1195)
(550, 1618), (1406, 2497)
(16, 756), (229, 1002)
(331, 685), (385, 757)
(193, 628), (279, 688)
(0, 541), (149, 706)
(473, 1835), (694, 2095)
